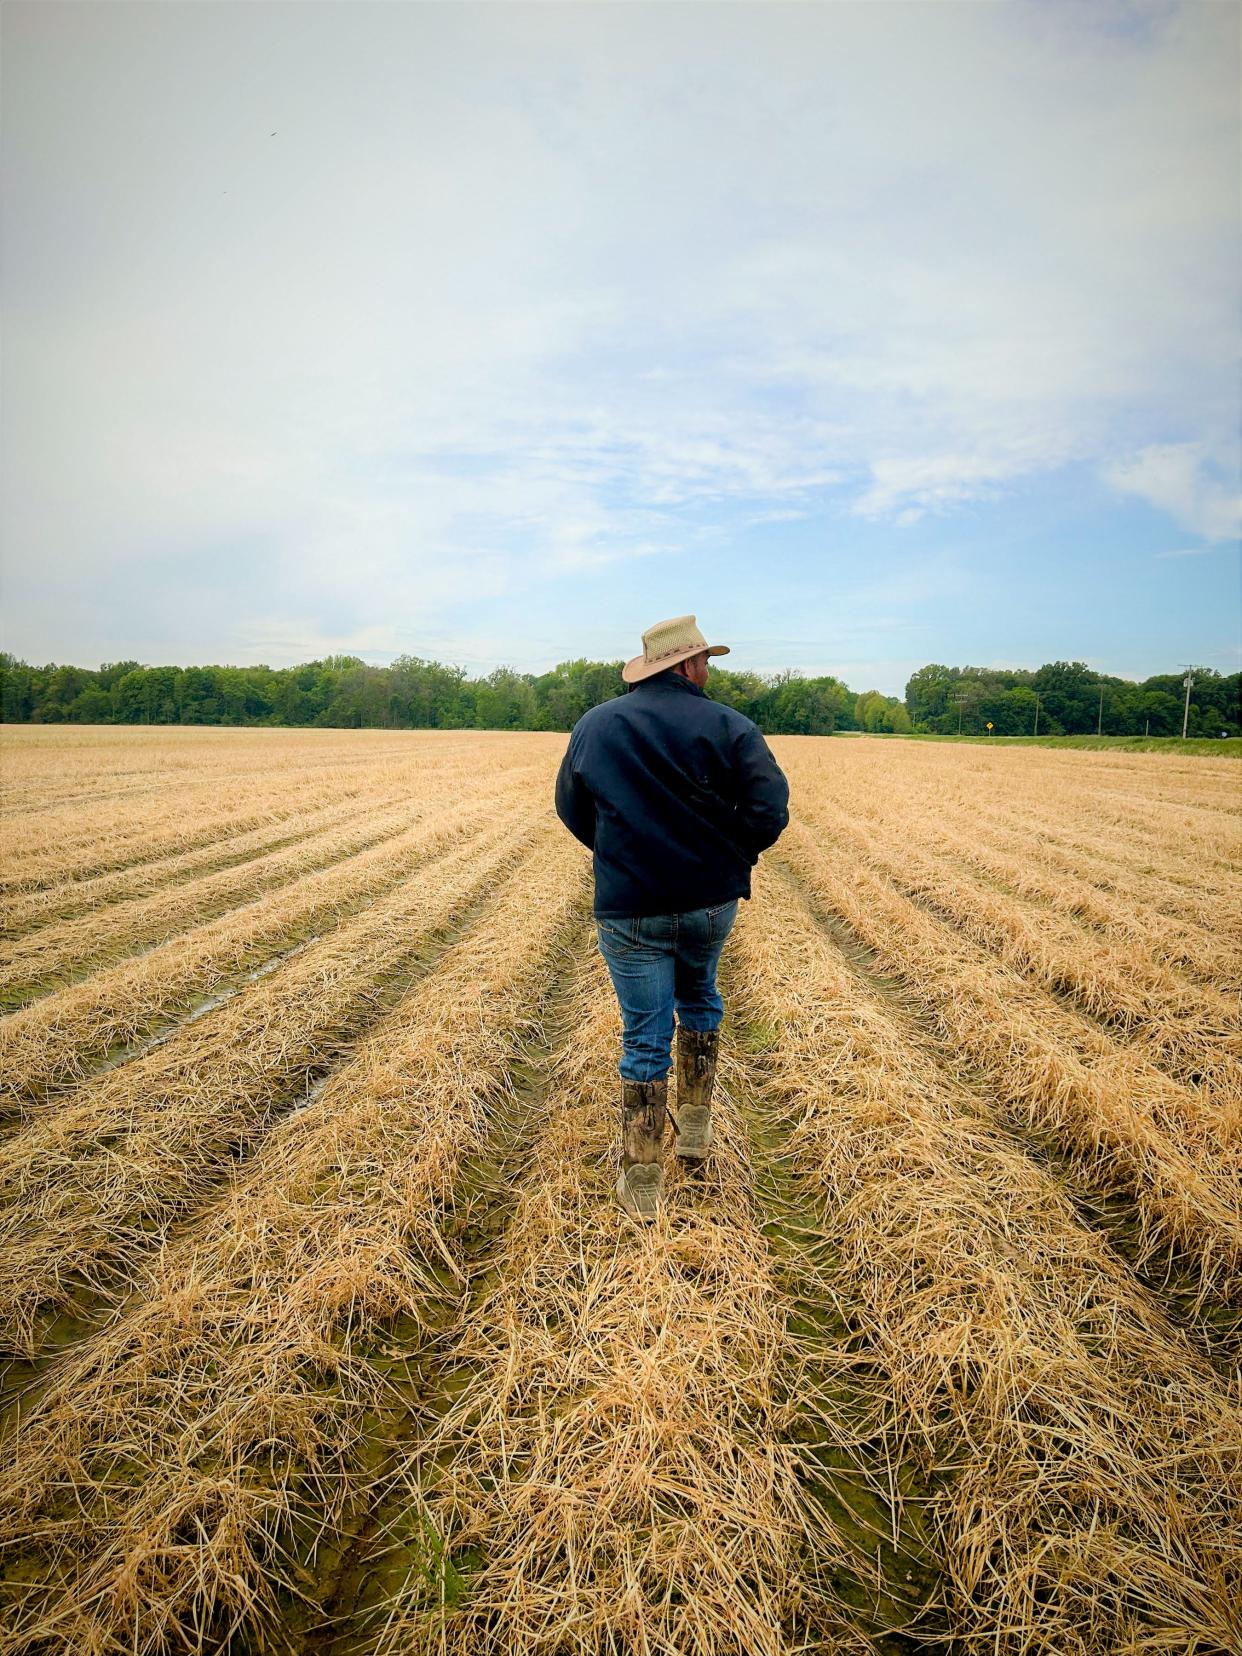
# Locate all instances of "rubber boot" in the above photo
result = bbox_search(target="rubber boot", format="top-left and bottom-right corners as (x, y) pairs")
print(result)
(615, 1076), (667, 1222)
(674, 1026), (719, 1159)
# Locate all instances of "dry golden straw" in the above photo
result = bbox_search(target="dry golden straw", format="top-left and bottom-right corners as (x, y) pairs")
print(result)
(0, 725), (1236, 1656)
(727, 860), (1242, 1655)
(0, 828), (588, 1655)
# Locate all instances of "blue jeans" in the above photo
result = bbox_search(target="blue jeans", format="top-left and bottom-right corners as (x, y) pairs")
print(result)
(594, 900), (740, 1082)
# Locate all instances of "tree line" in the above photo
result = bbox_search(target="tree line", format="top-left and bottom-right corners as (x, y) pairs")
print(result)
(0, 650), (1236, 737)
(904, 661), (1239, 738)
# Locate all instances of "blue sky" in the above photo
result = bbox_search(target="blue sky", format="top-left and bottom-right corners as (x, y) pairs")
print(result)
(2, 0), (1238, 696)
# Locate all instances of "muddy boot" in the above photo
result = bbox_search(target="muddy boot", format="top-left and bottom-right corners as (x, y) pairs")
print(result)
(674, 1026), (719, 1159)
(615, 1077), (667, 1222)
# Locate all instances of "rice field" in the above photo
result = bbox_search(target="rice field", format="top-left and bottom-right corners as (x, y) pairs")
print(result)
(0, 723), (1238, 1656)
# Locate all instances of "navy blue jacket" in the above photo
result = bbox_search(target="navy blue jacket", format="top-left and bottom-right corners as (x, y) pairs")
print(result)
(554, 670), (790, 917)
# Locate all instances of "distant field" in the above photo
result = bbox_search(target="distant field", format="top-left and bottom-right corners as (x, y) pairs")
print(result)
(1, 724), (1239, 1656)
(850, 730), (1242, 755)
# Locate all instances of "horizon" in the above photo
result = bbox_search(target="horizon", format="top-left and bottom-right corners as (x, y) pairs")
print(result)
(2, 642), (1231, 697)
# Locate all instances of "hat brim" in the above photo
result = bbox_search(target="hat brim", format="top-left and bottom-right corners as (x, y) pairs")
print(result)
(621, 642), (730, 684)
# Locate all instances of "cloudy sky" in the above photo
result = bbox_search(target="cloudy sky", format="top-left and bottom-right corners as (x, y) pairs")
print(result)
(2, 0), (1238, 695)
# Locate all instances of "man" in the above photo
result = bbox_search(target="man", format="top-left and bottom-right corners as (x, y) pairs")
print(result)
(554, 615), (790, 1222)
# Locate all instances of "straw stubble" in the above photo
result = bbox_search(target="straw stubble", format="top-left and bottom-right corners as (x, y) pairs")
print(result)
(0, 830), (590, 1656)
(727, 861), (1242, 1655)
(0, 814), (555, 1356)
(0, 725), (1237, 1656)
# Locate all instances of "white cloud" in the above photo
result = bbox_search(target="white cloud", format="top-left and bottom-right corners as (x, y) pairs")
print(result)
(1104, 444), (1240, 544)
(852, 452), (1039, 523)
(1, 0), (1238, 665)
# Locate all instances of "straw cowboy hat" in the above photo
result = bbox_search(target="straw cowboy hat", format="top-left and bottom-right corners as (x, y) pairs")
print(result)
(622, 615), (731, 684)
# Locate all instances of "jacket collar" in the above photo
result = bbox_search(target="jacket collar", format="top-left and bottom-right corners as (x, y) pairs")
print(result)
(631, 671), (707, 699)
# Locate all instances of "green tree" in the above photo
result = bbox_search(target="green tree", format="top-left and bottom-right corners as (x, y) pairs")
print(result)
(0, 653), (36, 721)
(474, 667), (537, 730)
(67, 687), (114, 723)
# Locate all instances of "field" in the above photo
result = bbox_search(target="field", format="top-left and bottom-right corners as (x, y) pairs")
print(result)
(0, 723), (1238, 1656)
(851, 733), (1242, 756)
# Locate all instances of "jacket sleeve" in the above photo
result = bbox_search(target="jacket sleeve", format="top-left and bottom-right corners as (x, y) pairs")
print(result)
(730, 722), (790, 858)
(554, 737), (596, 850)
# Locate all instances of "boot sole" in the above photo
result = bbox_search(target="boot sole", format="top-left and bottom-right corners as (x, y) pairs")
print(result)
(615, 1168), (660, 1223)
(675, 1111), (712, 1160)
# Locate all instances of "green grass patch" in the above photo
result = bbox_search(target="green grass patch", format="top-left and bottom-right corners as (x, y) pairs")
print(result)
(735, 1017), (782, 1054)
(838, 732), (1241, 756)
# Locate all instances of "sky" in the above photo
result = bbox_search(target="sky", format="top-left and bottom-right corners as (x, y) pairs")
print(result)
(2, 0), (1239, 698)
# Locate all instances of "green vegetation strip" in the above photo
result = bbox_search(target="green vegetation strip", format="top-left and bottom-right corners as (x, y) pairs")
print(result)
(870, 733), (1242, 755)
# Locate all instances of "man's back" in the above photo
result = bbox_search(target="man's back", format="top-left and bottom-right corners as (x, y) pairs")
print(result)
(555, 670), (789, 917)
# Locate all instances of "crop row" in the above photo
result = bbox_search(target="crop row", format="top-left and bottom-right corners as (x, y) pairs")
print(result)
(776, 822), (1242, 1299)
(0, 812), (559, 1358)
(775, 745), (1240, 922)
(874, 796), (1236, 986)
(1, 765), (387, 891)
(791, 787), (1241, 1092)
(0, 828), (588, 1655)
(781, 742), (1241, 873)
(1, 795), (422, 1001)
(0, 779), (553, 1111)
(2, 735), (549, 893)
(727, 863), (1242, 1654)
(1, 764), (550, 1010)
(0, 728), (505, 819)
(777, 747), (1238, 976)
(378, 951), (902, 1656)
(1, 787), (409, 938)
(933, 794), (1240, 926)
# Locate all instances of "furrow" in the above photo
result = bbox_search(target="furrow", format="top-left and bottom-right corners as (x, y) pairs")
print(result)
(725, 863), (1242, 1655)
(793, 793), (1242, 1095)
(0, 813), (555, 1358)
(0, 832), (590, 1656)
(0, 791), (547, 1117)
(351, 950), (930, 1656)
(775, 824), (1242, 1300)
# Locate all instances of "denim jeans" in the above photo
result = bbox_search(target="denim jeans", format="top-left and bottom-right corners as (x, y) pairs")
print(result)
(594, 900), (740, 1082)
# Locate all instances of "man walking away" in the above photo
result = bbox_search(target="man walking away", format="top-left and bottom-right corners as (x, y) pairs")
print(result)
(554, 615), (790, 1222)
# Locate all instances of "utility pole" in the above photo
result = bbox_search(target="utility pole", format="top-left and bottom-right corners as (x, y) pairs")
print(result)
(1033, 692), (1040, 737)
(953, 693), (968, 736)
(1097, 682), (1104, 737)
(1181, 668), (1195, 740)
